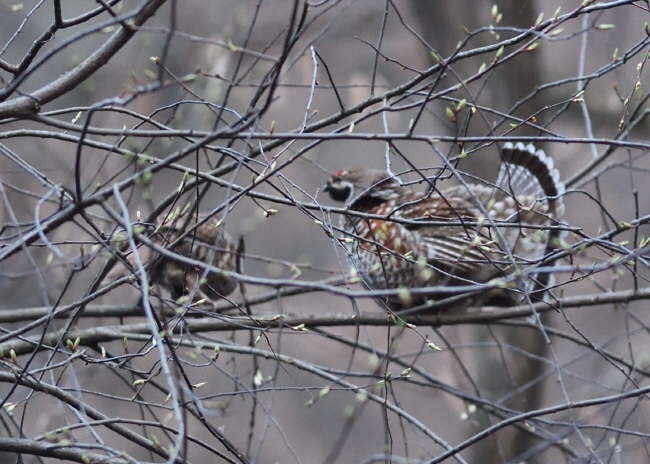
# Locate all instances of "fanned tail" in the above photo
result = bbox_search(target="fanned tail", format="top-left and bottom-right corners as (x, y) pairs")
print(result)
(497, 142), (565, 218)
(496, 142), (566, 300)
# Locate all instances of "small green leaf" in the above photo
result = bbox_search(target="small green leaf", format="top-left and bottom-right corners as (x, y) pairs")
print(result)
(427, 341), (442, 351)
(445, 107), (456, 122)
(319, 386), (331, 398)
(525, 40), (541, 52)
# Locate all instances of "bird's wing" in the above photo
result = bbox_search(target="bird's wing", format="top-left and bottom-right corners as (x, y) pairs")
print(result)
(377, 193), (501, 275)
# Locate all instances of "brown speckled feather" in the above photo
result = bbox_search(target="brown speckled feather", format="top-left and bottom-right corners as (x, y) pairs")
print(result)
(107, 211), (238, 303)
(324, 143), (565, 311)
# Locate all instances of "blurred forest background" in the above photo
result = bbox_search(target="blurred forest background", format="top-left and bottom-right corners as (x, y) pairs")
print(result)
(1, 1), (650, 463)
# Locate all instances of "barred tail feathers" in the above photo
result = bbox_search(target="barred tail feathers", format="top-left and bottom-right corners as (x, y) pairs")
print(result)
(497, 142), (565, 219)
(496, 142), (565, 298)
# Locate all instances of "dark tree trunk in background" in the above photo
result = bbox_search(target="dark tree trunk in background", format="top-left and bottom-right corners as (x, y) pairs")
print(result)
(411, 2), (547, 463)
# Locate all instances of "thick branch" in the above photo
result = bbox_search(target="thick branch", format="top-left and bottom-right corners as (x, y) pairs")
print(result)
(0, 0), (166, 119)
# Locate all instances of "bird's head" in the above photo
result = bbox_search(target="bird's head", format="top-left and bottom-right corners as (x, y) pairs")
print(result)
(324, 167), (401, 204)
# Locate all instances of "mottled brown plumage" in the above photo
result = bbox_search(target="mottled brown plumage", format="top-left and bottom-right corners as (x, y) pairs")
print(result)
(107, 211), (238, 303)
(324, 143), (565, 311)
